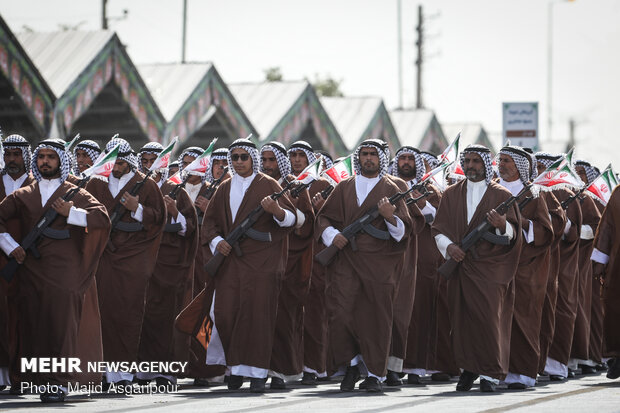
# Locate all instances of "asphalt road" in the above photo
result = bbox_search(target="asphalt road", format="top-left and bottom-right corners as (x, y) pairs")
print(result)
(2, 371), (619, 412)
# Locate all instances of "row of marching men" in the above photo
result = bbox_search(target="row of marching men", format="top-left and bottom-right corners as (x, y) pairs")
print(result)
(0, 132), (617, 402)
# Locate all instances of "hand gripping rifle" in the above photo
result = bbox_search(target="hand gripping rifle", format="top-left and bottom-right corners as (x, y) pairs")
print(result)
(0, 176), (91, 282)
(437, 182), (532, 280)
(163, 173), (193, 233)
(204, 180), (294, 277)
(560, 184), (590, 210)
(314, 183), (419, 267)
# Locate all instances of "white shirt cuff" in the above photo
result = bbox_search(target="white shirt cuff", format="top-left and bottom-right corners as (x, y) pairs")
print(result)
(295, 208), (306, 229)
(131, 203), (144, 223)
(172, 212), (188, 236)
(67, 207), (88, 227)
(580, 224), (594, 240)
(591, 248), (609, 264)
(497, 222), (515, 240)
(421, 202), (436, 218)
(321, 226), (340, 247)
(522, 219), (534, 244)
(209, 235), (224, 255)
(273, 209), (295, 227)
(0, 233), (20, 257)
(564, 219), (572, 236)
(434, 233), (453, 260)
(385, 216), (405, 242)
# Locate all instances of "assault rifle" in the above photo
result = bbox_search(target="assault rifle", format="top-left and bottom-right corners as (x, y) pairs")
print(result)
(314, 184), (423, 267)
(320, 185), (334, 199)
(437, 182), (532, 280)
(560, 184), (590, 210)
(204, 180), (294, 277)
(108, 170), (153, 233)
(0, 176), (90, 282)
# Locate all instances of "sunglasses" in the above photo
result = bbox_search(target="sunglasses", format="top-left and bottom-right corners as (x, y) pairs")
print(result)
(231, 154), (250, 161)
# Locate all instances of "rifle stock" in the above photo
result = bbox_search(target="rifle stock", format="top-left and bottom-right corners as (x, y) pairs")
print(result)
(314, 244), (340, 267)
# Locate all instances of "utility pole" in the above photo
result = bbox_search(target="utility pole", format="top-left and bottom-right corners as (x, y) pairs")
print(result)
(102, 0), (108, 29)
(181, 0), (188, 63)
(567, 117), (576, 152)
(415, 4), (424, 109)
(397, 0), (403, 109)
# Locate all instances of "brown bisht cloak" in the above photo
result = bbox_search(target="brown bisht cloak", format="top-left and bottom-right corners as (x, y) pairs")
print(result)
(303, 178), (332, 375)
(593, 185), (620, 358)
(403, 184), (447, 373)
(508, 190), (554, 379)
(388, 176), (425, 369)
(589, 199), (606, 363)
(0, 173), (35, 385)
(431, 179), (522, 380)
(138, 180), (198, 369)
(86, 172), (165, 364)
(570, 195), (601, 361)
(315, 176), (412, 377)
(537, 190), (567, 372)
(548, 188), (583, 365)
(0, 181), (110, 386)
(202, 173), (295, 370)
(270, 175), (315, 376)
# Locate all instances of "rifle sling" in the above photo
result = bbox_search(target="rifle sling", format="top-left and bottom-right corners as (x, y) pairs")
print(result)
(115, 221), (144, 232)
(164, 223), (183, 233)
(481, 230), (511, 246)
(41, 227), (70, 240)
(360, 223), (390, 240)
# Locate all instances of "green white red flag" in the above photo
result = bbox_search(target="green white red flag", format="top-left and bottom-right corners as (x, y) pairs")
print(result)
(183, 138), (218, 174)
(532, 148), (583, 189)
(168, 171), (183, 185)
(322, 155), (354, 185)
(587, 164), (619, 205)
(149, 136), (178, 172)
(295, 158), (322, 184)
(83, 144), (120, 178)
(64, 133), (81, 151)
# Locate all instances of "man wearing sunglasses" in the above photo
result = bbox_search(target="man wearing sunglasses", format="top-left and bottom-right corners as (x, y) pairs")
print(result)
(315, 139), (413, 393)
(202, 138), (296, 393)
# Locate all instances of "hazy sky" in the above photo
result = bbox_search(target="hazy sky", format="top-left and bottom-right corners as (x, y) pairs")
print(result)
(2, 0), (619, 166)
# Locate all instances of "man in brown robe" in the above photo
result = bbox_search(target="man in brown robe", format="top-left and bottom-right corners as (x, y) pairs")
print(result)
(135, 142), (198, 386)
(178, 146), (229, 386)
(592, 185), (620, 380)
(496, 147), (553, 389)
(304, 176), (333, 384)
(432, 144), (522, 393)
(0, 139), (110, 402)
(316, 139), (412, 393)
(86, 137), (165, 389)
(534, 153), (583, 381)
(257, 142), (314, 389)
(0, 135), (35, 393)
(568, 160), (602, 374)
(385, 146), (427, 386)
(202, 138), (296, 393)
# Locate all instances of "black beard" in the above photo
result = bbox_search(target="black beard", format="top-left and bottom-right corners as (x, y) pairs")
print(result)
(40, 166), (60, 179)
(397, 166), (415, 179)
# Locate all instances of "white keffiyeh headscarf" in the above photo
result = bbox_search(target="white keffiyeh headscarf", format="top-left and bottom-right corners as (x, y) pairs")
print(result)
(32, 138), (71, 182)
(106, 137), (138, 171)
(3, 134), (32, 174)
(353, 139), (389, 178)
(261, 142), (291, 179)
(460, 144), (494, 184)
(395, 146), (425, 182)
(228, 138), (260, 176)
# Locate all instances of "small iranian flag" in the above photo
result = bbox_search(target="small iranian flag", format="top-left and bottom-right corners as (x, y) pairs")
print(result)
(83, 144), (120, 178)
(149, 136), (178, 172)
(532, 148), (583, 189)
(295, 158), (322, 184)
(438, 132), (460, 165)
(587, 164), (619, 205)
(168, 171), (183, 185)
(420, 161), (454, 184)
(64, 133), (81, 151)
(322, 155), (354, 185)
(184, 138), (218, 174)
